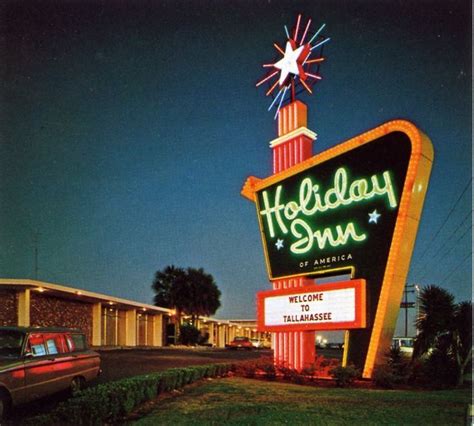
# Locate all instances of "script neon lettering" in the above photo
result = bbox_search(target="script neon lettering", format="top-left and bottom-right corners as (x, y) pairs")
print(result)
(290, 220), (366, 254)
(259, 167), (397, 254)
(261, 186), (288, 238)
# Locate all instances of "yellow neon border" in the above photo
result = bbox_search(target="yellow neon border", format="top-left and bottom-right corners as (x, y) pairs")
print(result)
(243, 120), (433, 378)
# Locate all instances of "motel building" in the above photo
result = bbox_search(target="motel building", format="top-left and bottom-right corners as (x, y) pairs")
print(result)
(0, 279), (269, 349)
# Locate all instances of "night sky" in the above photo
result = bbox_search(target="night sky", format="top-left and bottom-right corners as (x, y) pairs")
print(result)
(1, 1), (471, 334)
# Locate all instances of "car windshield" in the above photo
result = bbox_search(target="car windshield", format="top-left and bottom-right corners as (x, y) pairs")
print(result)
(0, 330), (25, 358)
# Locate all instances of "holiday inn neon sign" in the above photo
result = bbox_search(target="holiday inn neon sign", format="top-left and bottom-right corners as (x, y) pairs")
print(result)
(252, 134), (409, 280)
(259, 167), (397, 255)
(243, 120), (433, 378)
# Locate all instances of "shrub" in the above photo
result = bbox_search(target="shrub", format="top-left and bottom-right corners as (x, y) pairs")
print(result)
(262, 363), (277, 380)
(373, 347), (412, 388)
(179, 323), (201, 345)
(198, 332), (210, 346)
(232, 359), (258, 378)
(373, 364), (397, 389)
(329, 365), (360, 387)
(279, 365), (297, 381)
(23, 363), (232, 425)
(301, 364), (316, 382)
(388, 346), (411, 379)
(291, 372), (307, 385)
(412, 349), (458, 389)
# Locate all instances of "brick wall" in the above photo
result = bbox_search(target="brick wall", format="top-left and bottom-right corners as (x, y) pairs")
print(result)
(0, 290), (17, 326)
(30, 294), (93, 345)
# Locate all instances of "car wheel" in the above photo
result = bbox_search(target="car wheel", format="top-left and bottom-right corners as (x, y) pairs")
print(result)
(70, 377), (85, 395)
(0, 391), (11, 420)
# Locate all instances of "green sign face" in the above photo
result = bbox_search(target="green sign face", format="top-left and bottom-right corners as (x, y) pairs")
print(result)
(255, 132), (411, 280)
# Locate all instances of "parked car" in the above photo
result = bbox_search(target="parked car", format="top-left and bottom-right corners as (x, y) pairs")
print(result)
(226, 336), (253, 350)
(0, 326), (101, 419)
(392, 337), (414, 356)
(249, 338), (262, 349)
(326, 342), (344, 349)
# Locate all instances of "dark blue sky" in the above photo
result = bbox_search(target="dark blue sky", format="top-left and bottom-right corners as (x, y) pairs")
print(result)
(1, 1), (471, 333)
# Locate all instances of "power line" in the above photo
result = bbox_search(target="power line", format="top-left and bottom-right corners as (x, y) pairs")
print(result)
(440, 251), (472, 284)
(429, 210), (472, 259)
(437, 224), (472, 260)
(414, 178), (471, 268)
(418, 224), (472, 282)
(416, 211), (472, 279)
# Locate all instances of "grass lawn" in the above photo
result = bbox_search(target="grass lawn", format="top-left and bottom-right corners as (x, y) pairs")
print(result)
(131, 377), (471, 425)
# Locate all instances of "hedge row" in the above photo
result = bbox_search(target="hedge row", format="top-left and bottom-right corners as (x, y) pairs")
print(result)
(25, 363), (232, 425)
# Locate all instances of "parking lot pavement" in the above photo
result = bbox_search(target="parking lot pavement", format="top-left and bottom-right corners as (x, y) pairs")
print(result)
(5, 347), (270, 424)
(7, 347), (341, 423)
(95, 346), (342, 383)
(96, 347), (272, 383)
(317, 348), (343, 361)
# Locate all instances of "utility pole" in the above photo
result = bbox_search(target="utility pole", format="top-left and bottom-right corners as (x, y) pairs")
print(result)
(401, 284), (416, 337)
(414, 284), (421, 335)
(32, 231), (41, 279)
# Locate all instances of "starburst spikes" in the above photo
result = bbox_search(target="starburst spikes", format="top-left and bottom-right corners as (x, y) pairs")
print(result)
(308, 23), (326, 45)
(310, 36), (331, 51)
(266, 79), (279, 96)
(274, 85), (289, 119)
(299, 18), (312, 45)
(300, 79), (313, 94)
(256, 70), (279, 87)
(273, 43), (285, 55)
(305, 57), (325, 64)
(305, 72), (322, 80)
(293, 14), (302, 41)
(255, 14), (329, 118)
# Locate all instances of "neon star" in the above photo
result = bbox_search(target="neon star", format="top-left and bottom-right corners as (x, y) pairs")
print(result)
(255, 15), (329, 118)
(274, 41), (306, 86)
(368, 209), (381, 224)
(275, 239), (285, 250)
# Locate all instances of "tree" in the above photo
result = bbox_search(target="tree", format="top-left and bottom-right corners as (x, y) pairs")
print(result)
(451, 301), (472, 386)
(183, 267), (221, 324)
(151, 265), (186, 308)
(151, 266), (221, 325)
(414, 285), (472, 387)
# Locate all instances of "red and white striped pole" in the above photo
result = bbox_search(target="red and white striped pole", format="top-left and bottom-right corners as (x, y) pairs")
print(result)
(270, 100), (316, 370)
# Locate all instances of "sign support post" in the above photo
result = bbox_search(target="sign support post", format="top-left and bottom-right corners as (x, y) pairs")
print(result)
(271, 100), (316, 370)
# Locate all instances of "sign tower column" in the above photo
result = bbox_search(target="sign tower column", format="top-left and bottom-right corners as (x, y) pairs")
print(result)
(271, 100), (316, 370)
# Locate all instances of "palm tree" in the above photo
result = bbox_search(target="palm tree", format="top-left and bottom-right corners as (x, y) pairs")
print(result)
(151, 266), (221, 326)
(414, 285), (472, 386)
(151, 265), (186, 309)
(451, 301), (472, 386)
(414, 285), (455, 358)
(184, 267), (221, 325)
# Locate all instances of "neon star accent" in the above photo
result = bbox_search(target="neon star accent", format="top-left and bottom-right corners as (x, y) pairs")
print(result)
(274, 41), (306, 86)
(256, 14), (329, 119)
(275, 239), (284, 250)
(368, 209), (381, 224)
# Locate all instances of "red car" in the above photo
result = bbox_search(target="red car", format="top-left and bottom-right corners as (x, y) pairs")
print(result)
(227, 336), (253, 350)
